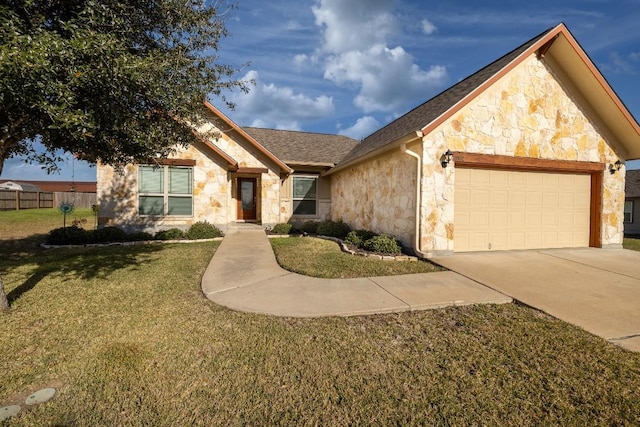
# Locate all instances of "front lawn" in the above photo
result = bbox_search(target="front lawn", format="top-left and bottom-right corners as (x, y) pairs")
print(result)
(2, 210), (640, 425)
(623, 236), (640, 251)
(270, 236), (444, 278)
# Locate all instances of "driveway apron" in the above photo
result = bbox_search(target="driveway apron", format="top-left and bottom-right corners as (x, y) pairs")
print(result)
(433, 248), (640, 351)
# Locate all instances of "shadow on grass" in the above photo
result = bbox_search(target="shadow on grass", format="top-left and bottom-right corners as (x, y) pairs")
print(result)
(0, 236), (167, 306)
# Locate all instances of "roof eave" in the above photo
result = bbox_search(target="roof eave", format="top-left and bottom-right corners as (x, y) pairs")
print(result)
(203, 102), (293, 174)
(544, 28), (640, 160)
(190, 129), (238, 170)
(419, 23), (567, 137)
(325, 131), (423, 176)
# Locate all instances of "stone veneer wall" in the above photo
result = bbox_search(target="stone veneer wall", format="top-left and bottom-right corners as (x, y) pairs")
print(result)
(97, 142), (231, 231)
(197, 121), (281, 227)
(330, 147), (418, 248)
(419, 55), (624, 254)
(97, 119), (283, 231)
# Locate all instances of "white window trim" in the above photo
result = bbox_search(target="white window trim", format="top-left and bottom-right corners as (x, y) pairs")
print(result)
(138, 165), (194, 217)
(624, 200), (634, 223)
(291, 174), (318, 217)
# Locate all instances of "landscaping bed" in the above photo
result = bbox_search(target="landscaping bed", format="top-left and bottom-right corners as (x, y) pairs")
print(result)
(269, 236), (443, 278)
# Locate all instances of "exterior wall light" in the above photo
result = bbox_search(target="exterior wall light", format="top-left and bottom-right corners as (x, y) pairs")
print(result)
(609, 160), (623, 174)
(441, 149), (454, 168)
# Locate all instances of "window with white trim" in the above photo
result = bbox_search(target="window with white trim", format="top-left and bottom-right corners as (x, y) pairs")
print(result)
(292, 175), (317, 215)
(624, 200), (633, 223)
(138, 165), (193, 216)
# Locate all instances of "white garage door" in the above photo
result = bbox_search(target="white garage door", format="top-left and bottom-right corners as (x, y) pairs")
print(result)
(454, 168), (591, 252)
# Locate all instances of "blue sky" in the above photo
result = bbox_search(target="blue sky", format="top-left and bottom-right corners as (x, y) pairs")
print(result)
(3, 0), (640, 181)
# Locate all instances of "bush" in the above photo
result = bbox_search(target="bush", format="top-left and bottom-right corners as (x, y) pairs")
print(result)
(128, 231), (154, 241)
(301, 220), (319, 234)
(362, 234), (402, 255)
(155, 228), (185, 240)
(91, 226), (128, 243)
(271, 223), (293, 235)
(344, 229), (378, 247)
(185, 221), (223, 239)
(316, 220), (350, 239)
(47, 226), (90, 245)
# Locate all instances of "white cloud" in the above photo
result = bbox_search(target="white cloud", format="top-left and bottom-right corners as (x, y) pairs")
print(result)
(293, 54), (309, 69)
(311, 0), (447, 113)
(630, 52), (640, 61)
(338, 116), (381, 140)
(421, 18), (437, 35)
(312, 0), (398, 54)
(230, 70), (335, 129)
(324, 45), (447, 112)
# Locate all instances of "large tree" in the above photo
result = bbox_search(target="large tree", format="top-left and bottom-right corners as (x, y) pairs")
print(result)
(0, 0), (247, 310)
(0, 0), (248, 175)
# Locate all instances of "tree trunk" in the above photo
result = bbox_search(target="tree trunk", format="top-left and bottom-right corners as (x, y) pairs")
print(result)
(0, 274), (8, 310)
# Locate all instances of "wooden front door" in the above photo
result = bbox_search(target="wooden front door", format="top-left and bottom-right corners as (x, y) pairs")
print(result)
(237, 178), (257, 220)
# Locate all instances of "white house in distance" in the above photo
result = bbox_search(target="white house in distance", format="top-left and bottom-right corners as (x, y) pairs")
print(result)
(97, 23), (640, 257)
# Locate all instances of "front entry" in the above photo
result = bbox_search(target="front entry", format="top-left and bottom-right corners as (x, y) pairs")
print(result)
(237, 178), (257, 220)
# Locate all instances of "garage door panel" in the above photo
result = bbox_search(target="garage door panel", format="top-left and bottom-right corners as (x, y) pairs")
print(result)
(454, 168), (591, 252)
(470, 189), (490, 206)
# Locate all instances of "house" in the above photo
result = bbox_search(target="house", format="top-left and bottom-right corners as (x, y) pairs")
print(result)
(0, 181), (42, 192)
(624, 170), (640, 235)
(0, 180), (97, 193)
(97, 23), (640, 256)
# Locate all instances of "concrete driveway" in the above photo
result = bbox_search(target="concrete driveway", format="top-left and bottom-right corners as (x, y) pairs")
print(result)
(433, 248), (640, 352)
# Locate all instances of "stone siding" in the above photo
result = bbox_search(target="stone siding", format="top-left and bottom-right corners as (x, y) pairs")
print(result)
(197, 121), (281, 226)
(331, 148), (417, 248)
(97, 119), (283, 231)
(420, 55), (624, 253)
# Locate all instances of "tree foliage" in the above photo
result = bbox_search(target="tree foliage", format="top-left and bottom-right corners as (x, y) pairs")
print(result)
(0, 0), (247, 175)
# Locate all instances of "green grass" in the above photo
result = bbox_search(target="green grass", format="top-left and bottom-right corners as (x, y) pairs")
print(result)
(1, 211), (640, 425)
(270, 237), (444, 278)
(623, 237), (640, 251)
(0, 208), (94, 252)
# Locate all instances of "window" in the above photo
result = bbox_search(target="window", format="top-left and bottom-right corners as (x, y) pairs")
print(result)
(292, 175), (317, 215)
(139, 165), (193, 216)
(624, 200), (633, 223)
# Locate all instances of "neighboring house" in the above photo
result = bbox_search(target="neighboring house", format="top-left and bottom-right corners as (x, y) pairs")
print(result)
(0, 181), (41, 192)
(624, 170), (640, 235)
(0, 180), (97, 193)
(97, 23), (640, 256)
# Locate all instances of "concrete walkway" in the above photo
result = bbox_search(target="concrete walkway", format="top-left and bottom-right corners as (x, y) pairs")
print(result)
(433, 248), (640, 352)
(201, 224), (511, 317)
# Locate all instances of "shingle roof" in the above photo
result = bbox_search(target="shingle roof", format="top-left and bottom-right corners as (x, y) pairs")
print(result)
(243, 127), (359, 166)
(337, 26), (556, 167)
(626, 170), (640, 198)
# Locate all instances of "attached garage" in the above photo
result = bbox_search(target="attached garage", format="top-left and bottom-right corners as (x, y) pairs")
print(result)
(326, 24), (638, 257)
(455, 168), (592, 252)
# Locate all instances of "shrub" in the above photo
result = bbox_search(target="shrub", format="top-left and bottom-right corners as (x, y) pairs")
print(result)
(271, 223), (293, 235)
(91, 226), (128, 243)
(155, 228), (185, 240)
(128, 231), (154, 241)
(362, 234), (402, 255)
(47, 226), (90, 245)
(185, 221), (223, 239)
(316, 220), (350, 239)
(301, 220), (319, 234)
(344, 229), (378, 248)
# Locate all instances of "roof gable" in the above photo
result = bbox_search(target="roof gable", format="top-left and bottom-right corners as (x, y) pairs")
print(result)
(243, 127), (359, 166)
(334, 23), (640, 170)
(201, 102), (292, 173)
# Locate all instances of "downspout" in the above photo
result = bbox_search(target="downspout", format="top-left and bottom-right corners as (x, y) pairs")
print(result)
(401, 131), (429, 259)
